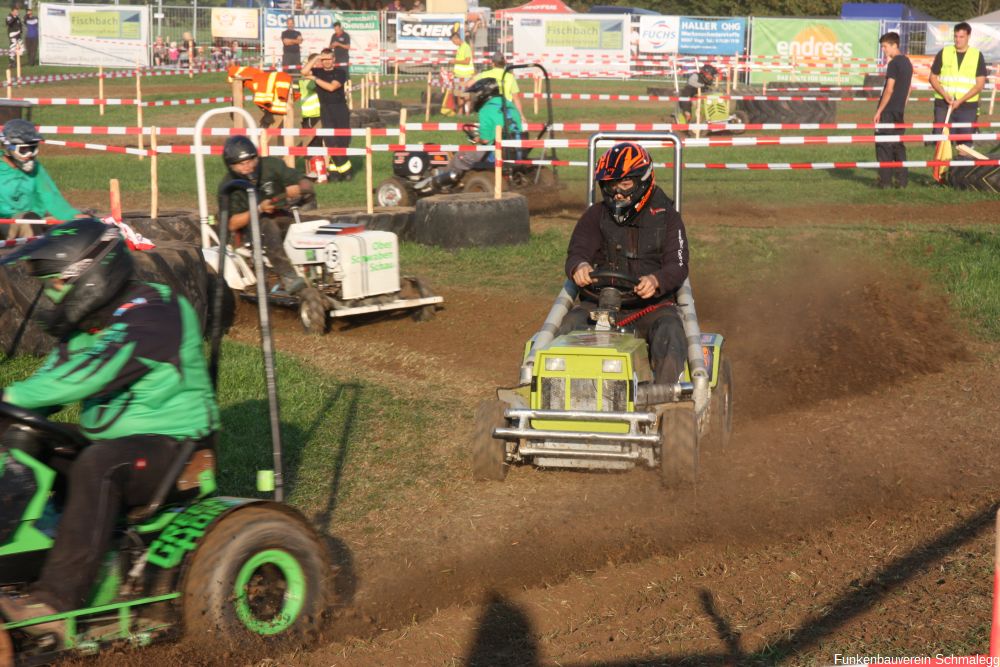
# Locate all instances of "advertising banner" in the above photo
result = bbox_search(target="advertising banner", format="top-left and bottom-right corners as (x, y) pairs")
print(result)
(39, 3), (150, 67)
(925, 22), (1000, 63)
(395, 13), (466, 50)
(749, 18), (880, 84)
(638, 16), (745, 55)
(512, 13), (630, 75)
(211, 8), (259, 40)
(263, 9), (380, 72)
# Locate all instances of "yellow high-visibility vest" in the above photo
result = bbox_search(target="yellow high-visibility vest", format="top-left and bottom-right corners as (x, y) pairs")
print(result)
(298, 79), (320, 118)
(935, 45), (982, 103)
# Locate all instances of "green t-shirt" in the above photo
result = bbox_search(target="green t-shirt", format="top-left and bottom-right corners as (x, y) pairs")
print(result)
(454, 41), (474, 77)
(478, 97), (523, 143)
(475, 67), (519, 100)
(222, 156), (304, 215)
(0, 159), (80, 221)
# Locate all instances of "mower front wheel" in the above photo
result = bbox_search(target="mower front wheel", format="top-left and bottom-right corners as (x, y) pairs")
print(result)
(182, 506), (330, 641)
(659, 403), (698, 488)
(462, 172), (495, 195)
(729, 110), (749, 136)
(471, 400), (509, 481)
(703, 358), (734, 451)
(299, 287), (328, 336)
(376, 177), (415, 208)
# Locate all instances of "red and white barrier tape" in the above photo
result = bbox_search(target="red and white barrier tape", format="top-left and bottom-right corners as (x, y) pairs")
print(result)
(499, 133), (1000, 149)
(521, 92), (938, 103)
(506, 158), (1000, 170)
(0, 235), (43, 249)
(38, 125), (401, 137)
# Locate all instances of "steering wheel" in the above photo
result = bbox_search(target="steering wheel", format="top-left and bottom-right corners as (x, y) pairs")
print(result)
(581, 269), (640, 299)
(0, 402), (90, 453)
(462, 123), (480, 144)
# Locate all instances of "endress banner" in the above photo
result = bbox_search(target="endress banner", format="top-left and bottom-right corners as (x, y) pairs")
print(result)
(925, 21), (1000, 63)
(638, 15), (746, 55)
(512, 13), (630, 75)
(264, 9), (380, 71)
(749, 18), (880, 84)
(39, 3), (150, 67)
(211, 8), (259, 40)
(395, 14), (466, 50)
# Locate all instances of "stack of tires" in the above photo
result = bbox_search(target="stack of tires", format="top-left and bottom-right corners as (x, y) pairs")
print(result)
(734, 84), (837, 124)
(947, 143), (1000, 192)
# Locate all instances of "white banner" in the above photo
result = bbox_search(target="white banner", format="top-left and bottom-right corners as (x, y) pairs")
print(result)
(263, 9), (380, 71)
(395, 13), (466, 50)
(512, 13), (630, 75)
(211, 8), (259, 40)
(39, 3), (150, 67)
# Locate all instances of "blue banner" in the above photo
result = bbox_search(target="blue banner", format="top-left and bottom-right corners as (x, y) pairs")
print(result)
(679, 17), (745, 56)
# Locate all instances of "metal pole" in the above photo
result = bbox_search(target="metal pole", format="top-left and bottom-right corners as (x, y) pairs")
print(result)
(192, 0), (198, 43)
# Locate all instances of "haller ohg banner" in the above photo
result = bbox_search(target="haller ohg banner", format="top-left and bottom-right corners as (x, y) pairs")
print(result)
(39, 3), (151, 67)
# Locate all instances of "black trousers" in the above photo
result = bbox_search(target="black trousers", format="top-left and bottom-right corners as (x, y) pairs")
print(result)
(559, 301), (688, 384)
(258, 214), (297, 282)
(876, 108), (907, 187)
(35, 436), (185, 610)
(25, 37), (37, 66)
(934, 98), (979, 146)
(320, 102), (352, 172)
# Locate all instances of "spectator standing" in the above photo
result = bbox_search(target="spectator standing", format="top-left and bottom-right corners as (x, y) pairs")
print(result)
(168, 42), (179, 66)
(928, 22), (987, 147)
(299, 53), (323, 152)
(23, 8), (37, 66)
(153, 36), (168, 66)
(5, 7), (22, 63)
(281, 17), (302, 71)
(303, 48), (353, 181)
(411, 0), (425, 12)
(181, 31), (197, 68)
(451, 30), (474, 115)
(329, 21), (350, 69)
(474, 52), (524, 120)
(873, 32), (912, 189)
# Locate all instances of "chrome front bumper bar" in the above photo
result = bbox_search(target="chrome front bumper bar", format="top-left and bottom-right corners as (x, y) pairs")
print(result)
(493, 408), (660, 448)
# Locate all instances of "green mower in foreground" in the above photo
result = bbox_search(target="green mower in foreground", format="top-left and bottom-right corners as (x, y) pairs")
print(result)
(470, 132), (734, 487)
(0, 174), (332, 666)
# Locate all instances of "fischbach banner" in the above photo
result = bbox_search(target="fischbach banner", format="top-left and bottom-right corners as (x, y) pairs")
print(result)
(39, 3), (151, 67)
(512, 13), (630, 75)
(263, 9), (380, 72)
(749, 18), (880, 84)
(395, 13), (466, 50)
(638, 16), (746, 56)
(211, 8), (259, 41)
(924, 21), (1000, 63)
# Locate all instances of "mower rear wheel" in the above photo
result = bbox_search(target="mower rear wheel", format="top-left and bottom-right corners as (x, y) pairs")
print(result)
(729, 110), (749, 136)
(703, 357), (734, 451)
(376, 177), (414, 208)
(659, 403), (698, 488)
(408, 276), (437, 322)
(471, 400), (509, 481)
(462, 172), (495, 195)
(182, 506), (330, 641)
(298, 287), (328, 335)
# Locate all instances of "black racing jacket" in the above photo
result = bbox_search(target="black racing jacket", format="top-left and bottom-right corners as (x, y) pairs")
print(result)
(565, 186), (689, 304)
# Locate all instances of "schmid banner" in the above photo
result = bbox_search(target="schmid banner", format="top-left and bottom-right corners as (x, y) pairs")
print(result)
(638, 16), (746, 55)
(211, 8), (259, 40)
(749, 18), (880, 84)
(395, 13), (465, 50)
(512, 13), (630, 74)
(39, 3), (150, 67)
(263, 9), (380, 71)
(925, 21), (1000, 62)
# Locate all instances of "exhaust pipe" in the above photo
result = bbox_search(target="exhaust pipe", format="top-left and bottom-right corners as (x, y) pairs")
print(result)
(519, 279), (578, 384)
(635, 381), (694, 406)
(676, 278), (709, 416)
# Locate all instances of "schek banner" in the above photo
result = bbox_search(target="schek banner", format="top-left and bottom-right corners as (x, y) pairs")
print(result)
(395, 14), (465, 50)
(263, 9), (380, 71)
(749, 18), (880, 84)
(638, 16), (745, 56)
(512, 13), (630, 75)
(39, 3), (151, 67)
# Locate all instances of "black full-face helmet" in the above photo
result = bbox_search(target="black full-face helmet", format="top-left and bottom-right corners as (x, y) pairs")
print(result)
(465, 77), (501, 112)
(1, 119), (43, 174)
(0, 218), (134, 337)
(698, 64), (718, 85)
(222, 135), (260, 181)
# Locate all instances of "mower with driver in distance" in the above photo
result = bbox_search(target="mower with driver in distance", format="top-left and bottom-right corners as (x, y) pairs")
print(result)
(375, 63), (560, 207)
(469, 132), (734, 487)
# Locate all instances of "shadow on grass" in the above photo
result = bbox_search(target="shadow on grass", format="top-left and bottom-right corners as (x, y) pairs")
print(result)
(457, 502), (999, 666)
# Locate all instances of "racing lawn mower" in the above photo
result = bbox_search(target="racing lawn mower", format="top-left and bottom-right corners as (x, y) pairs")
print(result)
(375, 64), (559, 208)
(195, 108), (442, 335)
(0, 179), (332, 666)
(470, 132), (734, 487)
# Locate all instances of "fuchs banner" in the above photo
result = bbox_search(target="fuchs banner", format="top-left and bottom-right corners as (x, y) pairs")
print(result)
(925, 21), (1000, 63)
(638, 16), (746, 56)
(39, 3), (151, 67)
(211, 8), (259, 40)
(263, 9), (380, 72)
(395, 14), (466, 50)
(749, 18), (880, 84)
(512, 13), (630, 75)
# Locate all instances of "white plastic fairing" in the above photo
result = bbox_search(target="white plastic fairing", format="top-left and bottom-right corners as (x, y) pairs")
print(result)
(283, 222), (401, 300)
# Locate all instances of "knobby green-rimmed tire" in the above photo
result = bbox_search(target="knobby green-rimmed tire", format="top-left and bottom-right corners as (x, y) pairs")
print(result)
(659, 403), (698, 488)
(702, 357), (734, 451)
(182, 506), (330, 640)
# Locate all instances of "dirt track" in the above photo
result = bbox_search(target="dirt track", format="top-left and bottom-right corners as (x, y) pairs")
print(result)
(82, 206), (1000, 667)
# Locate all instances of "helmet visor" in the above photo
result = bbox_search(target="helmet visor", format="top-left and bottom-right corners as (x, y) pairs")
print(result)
(599, 177), (639, 199)
(10, 143), (39, 159)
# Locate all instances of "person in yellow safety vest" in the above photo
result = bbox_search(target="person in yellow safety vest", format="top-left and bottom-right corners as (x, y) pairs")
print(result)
(928, 21), (987, 147)
(451, 30), (475, 115)
(474, 52), (524, 121)
(227, 65), (294, 129)
(298, 54), (323, 150)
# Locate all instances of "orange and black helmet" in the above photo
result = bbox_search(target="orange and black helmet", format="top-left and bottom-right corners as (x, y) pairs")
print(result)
(594, 142), (655, 225)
